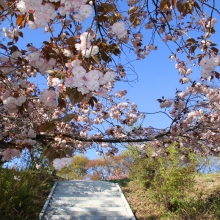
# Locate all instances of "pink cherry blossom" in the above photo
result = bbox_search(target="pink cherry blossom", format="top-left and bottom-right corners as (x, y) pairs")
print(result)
(112, 22), (127, 39)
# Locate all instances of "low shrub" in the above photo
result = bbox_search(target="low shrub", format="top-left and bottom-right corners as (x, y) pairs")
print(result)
(129, 144), (197, 212)
(0, 168), (56, 220)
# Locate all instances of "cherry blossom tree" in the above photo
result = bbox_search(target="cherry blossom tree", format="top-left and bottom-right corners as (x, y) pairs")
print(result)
(0, 0), (220, 169)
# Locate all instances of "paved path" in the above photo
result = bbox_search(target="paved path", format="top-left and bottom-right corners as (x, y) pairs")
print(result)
(39, 180), (136, 220)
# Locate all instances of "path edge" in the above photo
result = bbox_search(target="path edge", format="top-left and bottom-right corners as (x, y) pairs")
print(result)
(116, 183), (136, 220)
(39, 181), (58, 220)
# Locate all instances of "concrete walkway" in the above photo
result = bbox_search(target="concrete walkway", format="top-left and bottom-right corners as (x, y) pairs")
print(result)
(39, 180), (136, 220)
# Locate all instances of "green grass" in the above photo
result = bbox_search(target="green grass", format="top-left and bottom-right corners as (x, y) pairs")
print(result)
(0, 168), (61, 220)
(120, 173), (220, 220)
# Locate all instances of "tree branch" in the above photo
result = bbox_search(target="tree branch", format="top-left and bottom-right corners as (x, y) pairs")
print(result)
(36, 132), (169, 144)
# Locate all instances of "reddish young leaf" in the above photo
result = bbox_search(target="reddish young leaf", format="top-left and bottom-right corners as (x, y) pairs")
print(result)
(159, 0), (169, 10)
(16, 14), (26, 27)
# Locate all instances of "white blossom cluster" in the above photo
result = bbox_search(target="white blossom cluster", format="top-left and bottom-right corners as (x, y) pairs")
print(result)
(200, 55), (220, 79)
(26, 52), (56, 74)
(40, 89), (59, 107)
(65, 60), (115, 95)
(160, 99), (173, 108)
(16, 0), (93, 29)
(21, 128), (36, 138)
(15, 0), (92, 29)
(53, 157), (73, 170)
(75, 32), (99, 58)
(17, 1), (56, 29)
(0, 79), (34, 113)
(2, 95), (26, 113)
(56, 0), (92, 20)
(111, 22), (127, 39)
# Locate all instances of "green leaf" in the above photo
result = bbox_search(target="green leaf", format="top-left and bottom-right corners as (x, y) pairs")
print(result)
(92, 55), (100, 64)
(62, 114), (75, 123)
(97, 15), (109, 23)
(128, 6), (139, 15)
(38, 119), (58, 132)
(101, 3), (115, 12)
(38, 122), (53, 132)
(66, 88), (85, 105)
(46, 69), (55, 74)
(176, 1), (184, 13)
(185, 2), (193, 14)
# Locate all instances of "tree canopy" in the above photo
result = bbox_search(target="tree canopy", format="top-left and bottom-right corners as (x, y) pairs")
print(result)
(56, 154), (89, 179)
(0, 0), (220, 169)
